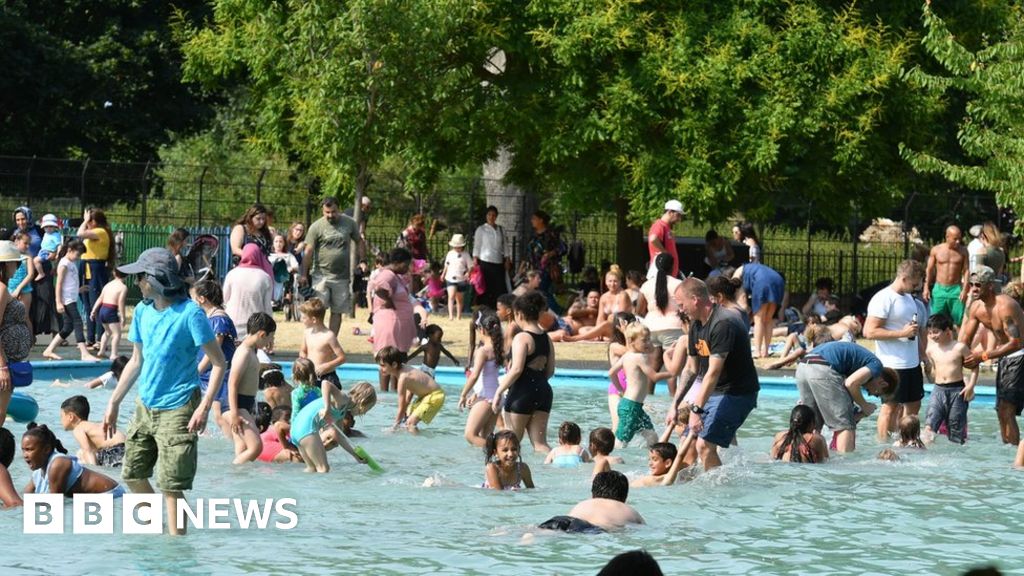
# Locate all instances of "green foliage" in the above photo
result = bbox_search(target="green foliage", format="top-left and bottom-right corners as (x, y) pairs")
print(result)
(901, 3), (1024, 229)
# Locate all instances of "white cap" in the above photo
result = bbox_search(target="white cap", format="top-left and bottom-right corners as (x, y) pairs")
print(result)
(40, 214), (59, 229)
(969, 224), (982, 238)
(664, 200), (684, 215)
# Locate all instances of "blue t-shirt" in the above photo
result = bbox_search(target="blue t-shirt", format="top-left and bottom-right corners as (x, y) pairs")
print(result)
(813, 341), (882, 378)
(130, 298), (215, 410)
(197, 313), (236, 406)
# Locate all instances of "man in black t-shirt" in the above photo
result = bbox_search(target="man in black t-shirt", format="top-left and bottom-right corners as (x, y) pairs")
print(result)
(667, 278), (759, 470)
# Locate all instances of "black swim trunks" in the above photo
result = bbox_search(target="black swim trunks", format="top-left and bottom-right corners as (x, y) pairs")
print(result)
(319, 371), (342, 390)
(538, 515), (606, 534)
(997, 353), (1024, 415)
(892, 366), (925, 404)
(237, 394), (257, 414)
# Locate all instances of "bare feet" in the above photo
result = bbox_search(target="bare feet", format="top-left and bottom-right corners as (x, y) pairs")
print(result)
(81, 353), (102, 362)
(43, 352), (63, 360)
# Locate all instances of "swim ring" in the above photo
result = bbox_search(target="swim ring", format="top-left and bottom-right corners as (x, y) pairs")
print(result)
(7, 392), (38, 423)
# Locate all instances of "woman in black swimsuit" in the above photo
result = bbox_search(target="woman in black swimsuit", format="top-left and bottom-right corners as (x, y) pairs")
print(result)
(492, 291), (554, 453)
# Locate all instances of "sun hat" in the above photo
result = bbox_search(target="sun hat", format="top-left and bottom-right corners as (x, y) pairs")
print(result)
(0, 241), (28, 262)
(449, 234), (467, 248)
(664, 200), (684, 215)
(40, 214), (59, 229)
(117, 247), (185, 297)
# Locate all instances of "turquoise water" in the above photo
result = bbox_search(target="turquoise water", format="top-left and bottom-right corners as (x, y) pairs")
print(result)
(2, 374), (1021, 576)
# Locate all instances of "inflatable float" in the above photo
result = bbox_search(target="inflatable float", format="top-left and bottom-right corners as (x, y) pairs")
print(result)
(7, 392), (39, 423)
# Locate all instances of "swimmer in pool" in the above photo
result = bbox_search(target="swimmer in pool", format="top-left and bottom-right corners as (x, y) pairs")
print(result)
(407, 324), (460, 380)
(631, 442), (677, 487)
(299, 297), (347, 391)
(459, 312), (503, 447)
(291, 381), (376, 473)
(483, 430), (534, 490)
(227, 312), (276, 464)
(22, 423), (124, 497)
(259, 363), (292, 409)
(258, 406), (302, 463)
(609, 322), (671, 448)
(895, 415), (926, 449)
(588, 427), (622, 477)
(378, 346), (446, 433)
(769, 405), (828, 463)
(60, 395), (126, 467)
(0, 427), (23, 507)
(544, 421), (591, 468)
(539, 471), (643, 533)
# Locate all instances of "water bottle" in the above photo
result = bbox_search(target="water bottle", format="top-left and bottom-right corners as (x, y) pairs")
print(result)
(908, 313), (918, 341)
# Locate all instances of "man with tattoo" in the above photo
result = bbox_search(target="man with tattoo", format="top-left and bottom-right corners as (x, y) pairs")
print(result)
(923, 225), (970, 327)
(960, 265), (1024, 444)
(665, 278), (759, 470)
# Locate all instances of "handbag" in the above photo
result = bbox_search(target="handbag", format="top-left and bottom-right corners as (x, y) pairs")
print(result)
(470, 267), (486, 295)
(10, 361), (32, 387)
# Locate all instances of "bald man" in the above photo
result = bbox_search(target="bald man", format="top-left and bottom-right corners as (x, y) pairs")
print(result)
(924, 225), (969, 326)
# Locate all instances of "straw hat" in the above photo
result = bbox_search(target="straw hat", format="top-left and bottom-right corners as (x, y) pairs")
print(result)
(449, 234), (467, 248)
(0, 241), (28, 262)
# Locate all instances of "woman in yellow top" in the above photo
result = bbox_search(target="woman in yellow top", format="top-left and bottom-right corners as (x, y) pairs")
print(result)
(77, 208), (114, 347)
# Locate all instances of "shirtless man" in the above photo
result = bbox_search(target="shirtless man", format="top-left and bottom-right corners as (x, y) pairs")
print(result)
(299, 297), (347, 390)
(924, 225), (969, 326)
(539, 471), (644, 533)
(959, 265), (1024, 444)
(542, 291), (599, 342)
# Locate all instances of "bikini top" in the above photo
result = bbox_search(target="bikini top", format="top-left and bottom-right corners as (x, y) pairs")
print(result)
(32, 452), (84, 496)
(483, 463), (523, 490)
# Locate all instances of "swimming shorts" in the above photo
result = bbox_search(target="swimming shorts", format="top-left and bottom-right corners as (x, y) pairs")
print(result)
(795, 363), (856, 431)
(554, 316), (574, 336)
(237, 394), (257, 415)
(615, 397), (654, 443)
(418, 365), (436, 379)
(409, 389), (445, 424)
(538, 515), (606, 534)
(699, 393), (757, 448)
(892, 366), (925, 405)
(98, 304), (120, 325)
(96, 443), (126, 467)
(929, 283), (965, 326)
(925, 381), (968, 444)
(319, 371), (342, 390)
(996, 352), (1024, 415)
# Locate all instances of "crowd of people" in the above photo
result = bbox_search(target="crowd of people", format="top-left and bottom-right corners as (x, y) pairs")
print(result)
(2, 197), (1024, 543)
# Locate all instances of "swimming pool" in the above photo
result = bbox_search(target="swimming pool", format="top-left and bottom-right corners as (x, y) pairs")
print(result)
(1, 363), (1017, 575)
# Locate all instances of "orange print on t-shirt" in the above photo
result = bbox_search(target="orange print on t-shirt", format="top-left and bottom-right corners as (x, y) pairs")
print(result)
(695, 339), (710, 357)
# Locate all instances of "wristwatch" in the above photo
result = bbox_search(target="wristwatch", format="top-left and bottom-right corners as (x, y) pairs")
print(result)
(690, 404), (705, 416)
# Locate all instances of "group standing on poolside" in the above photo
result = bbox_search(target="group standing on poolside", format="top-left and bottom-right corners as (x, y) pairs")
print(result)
(3, 199), (1024, 539)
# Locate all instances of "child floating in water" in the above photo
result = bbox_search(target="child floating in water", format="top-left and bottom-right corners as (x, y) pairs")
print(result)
(258, 406), (303, 463)
(589, 427), (622, 477)
(877, 448), (901, 462)
(611, 322), (670, 448)
(770, 405), (829, 463)
(458, 312), (503, 447)
(895, 415), (926, 449)
(0, 427), (22, 507)
(60, 395), (126, 467)
(22, 423), (124, 497)
(483, 430), (534, 490)
(408, 324), (460, 379)
(83, 355), (129, 390)
(923, 313), (975, 444)
(631, 442), (677, 487)
(378, 346), (446, 433)
(544, 421), (592, 468)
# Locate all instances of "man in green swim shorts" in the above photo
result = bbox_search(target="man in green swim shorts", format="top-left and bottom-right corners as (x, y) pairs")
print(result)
(924, 225), (969, 326)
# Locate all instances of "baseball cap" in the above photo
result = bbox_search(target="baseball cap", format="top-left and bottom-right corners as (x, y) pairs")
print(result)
(969, 225), (982, 238)
(118, 247), (185, 297)
(664, 200), (684, 215)
(970, 265), (996, 284)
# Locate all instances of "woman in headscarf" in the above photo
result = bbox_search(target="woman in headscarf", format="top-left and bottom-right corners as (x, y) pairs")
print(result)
(0, 241), (33, 426)
(223, 244), (273, 338)
(7, 207), (42, 256)
(77, 208), (115, 347)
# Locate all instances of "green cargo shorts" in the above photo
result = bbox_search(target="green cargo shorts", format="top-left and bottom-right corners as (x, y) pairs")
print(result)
(122, 389), (200, 492)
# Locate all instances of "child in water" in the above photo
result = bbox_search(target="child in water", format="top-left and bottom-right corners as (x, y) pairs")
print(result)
(770, 405), (829, 463)
(290, 378), (377, 473)
(258, 406), (303, 463)
(458, 312), (503, 447)
(83, 355), (129, 389)
(923, 313), (975, 444)
(60, 395), (126, 467)
(259, 363), (292, 409)
(192, 279), (236, 438)
(611, 322), (670, 448)
(544, 421), (592, 468)
(0, 427), (22, 507)
(483, 430), (534, 491)
(606, 313), (635, 432)
(631, 442), (677, 487)
(407, 324), (460, 379)
(589, 427), (623, 477)
(89, 267), (128, 359)
(22, 423), (124, 497)
(895, 415), (926, 449)
(378, 346), (447, 433)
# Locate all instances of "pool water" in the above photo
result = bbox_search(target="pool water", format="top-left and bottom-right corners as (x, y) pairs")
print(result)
(2, 377), (1021, 576)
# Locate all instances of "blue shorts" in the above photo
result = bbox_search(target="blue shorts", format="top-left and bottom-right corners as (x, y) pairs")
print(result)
(98, 305), (120, 325)
(700, 393), (757, 448)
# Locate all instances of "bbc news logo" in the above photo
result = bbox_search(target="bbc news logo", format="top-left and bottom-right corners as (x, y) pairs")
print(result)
(23, 494), (298, 534)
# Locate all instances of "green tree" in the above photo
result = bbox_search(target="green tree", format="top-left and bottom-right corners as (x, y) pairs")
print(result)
(901, 2), (1024, 228)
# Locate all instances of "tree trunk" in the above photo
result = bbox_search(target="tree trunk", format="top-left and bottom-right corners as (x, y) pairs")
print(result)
(483, 147), (532, 267)
(616, 195), (645, 272)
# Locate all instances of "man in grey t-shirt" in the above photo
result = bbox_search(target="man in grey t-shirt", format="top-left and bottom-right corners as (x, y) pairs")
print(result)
(301, 196), (360, 334)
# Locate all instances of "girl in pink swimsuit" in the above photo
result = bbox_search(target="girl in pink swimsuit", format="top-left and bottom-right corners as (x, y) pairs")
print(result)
(258, 406), (302, 463)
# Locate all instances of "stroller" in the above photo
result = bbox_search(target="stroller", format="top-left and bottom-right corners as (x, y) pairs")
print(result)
(183, 235), (220, 283)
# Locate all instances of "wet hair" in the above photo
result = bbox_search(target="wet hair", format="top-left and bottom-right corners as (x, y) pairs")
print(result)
(597, 550), (664, 576)
(592, 470), (629, 502)
(477, 311), (505, 367)
(65, 239), (86, 254)
(60, 395), (90, 420)
(110, 355), (129, 379)
(255, 402), (272, 433)
(558, 421), (582, 445)
(625, 269), (644, 288)
(23, 423), (68, 455)
(375, 346), (408, 368)
(650, 442), (677, 462)
(388, 247), (412, 265)
(247, 312), (277, 336)
(775, 405), (819, 463)
(653, 252), (674, 313)
(624, 322), (650, 345)
(0, 427), (14, 467)
(300, 297), (327, 320)
(348, 381), (378, 415)
(927, 313), (953, 332)
(877, 448), (900, 462)
(425, 324), (443, 338)
(291, 357), (317, 387)
(192, 279), (224, 307)
(589, 427), (615, 456)
(270, 405), (292, 424)
(513, 291), (546, 321)
(707, 275), (741, 302)
(484, 429), (521, 464)
(815, 277), (834, 292)
(259, 363), (286, 389)
(899, 415), (925, 448)
(611, 312), (637, 346)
